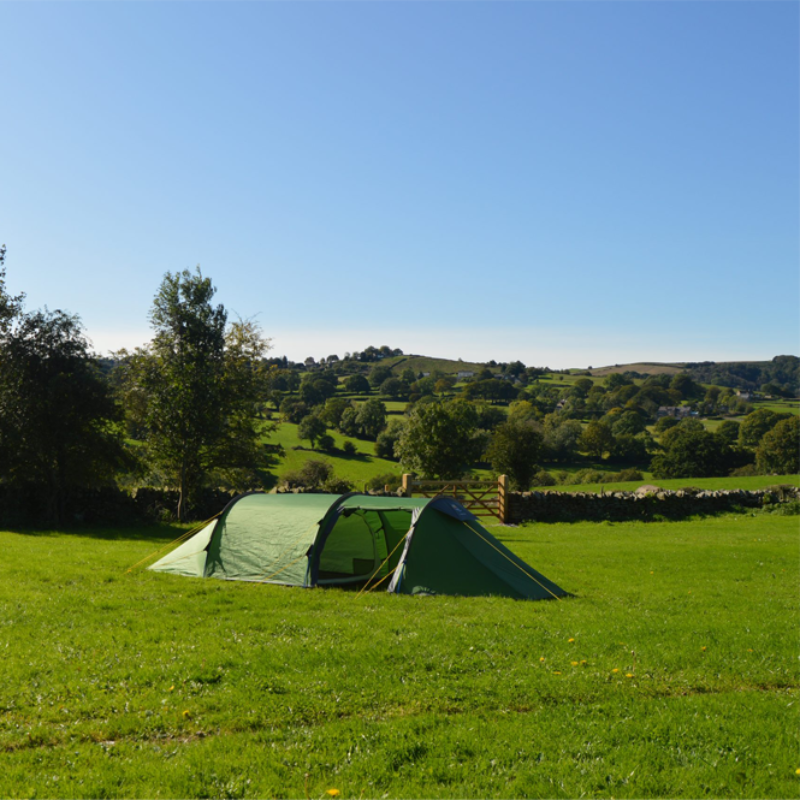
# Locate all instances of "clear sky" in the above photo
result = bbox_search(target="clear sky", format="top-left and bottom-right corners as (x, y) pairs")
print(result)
(1, 1), (797, 368)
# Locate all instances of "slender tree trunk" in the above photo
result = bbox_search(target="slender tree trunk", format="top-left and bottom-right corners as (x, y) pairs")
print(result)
(178, 457), (187, 522)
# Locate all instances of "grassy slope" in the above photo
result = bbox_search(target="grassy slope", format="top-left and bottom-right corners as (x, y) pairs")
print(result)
(270, 422), (402, 488)
(381, 355), (490, 376)
(1, 515), (798, 798)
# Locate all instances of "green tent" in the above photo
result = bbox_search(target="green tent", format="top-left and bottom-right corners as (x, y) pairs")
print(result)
(149, 492), (567, 600)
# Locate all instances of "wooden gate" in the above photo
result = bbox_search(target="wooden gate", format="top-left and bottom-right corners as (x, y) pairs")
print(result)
(401, 474), (508, 523)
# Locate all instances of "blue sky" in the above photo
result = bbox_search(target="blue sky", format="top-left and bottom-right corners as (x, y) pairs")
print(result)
(1, 1), (797, 367)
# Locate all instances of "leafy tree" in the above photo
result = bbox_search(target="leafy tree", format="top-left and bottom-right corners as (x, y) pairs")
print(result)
(609, 434), (650, 465)
(542, 414), (582, 462)
(280, 397), (309, 424)
(338, 406), (360, 437)
(343, 373), (370, 394)
(486, 419), (544, 490)
(755, 417), (800, 474)
(396, 401), (482, 479)
(669, 373), (703, 400)
(434, 376), (457, 395)
(320, 397), (352, 429)
(374, 418), (406, 459)
(411, 376), (437, 396)
(715, 420), (741, 446)
(368, 364), (393, 388)
(355, 398), (387, 439)
(579, 421), (615, 459)
(604, 373), (631, 390)
(0, 307), (128, 523)
(573, 377), (594, 395)
(611, 411), (647, 437)
(738, 408), (791, 448)
(651, 425), (731, 479)
(654, 416), (680, 434)
(123, 269), (271, 520)
(298, 414), (327, 449)
(380, 377), (410, 400)
(401, 368), (417, 384)
(475, 405), (507, 431)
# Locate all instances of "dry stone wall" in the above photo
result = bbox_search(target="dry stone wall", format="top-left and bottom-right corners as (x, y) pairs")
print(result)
(506, 486), (800, 523)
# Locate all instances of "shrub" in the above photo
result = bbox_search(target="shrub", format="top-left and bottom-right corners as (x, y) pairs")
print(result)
(323, 475), (353, 494)
(530, 470), (557, 487)
(342, 441), (357, 456)
(318, 434), (336, 452)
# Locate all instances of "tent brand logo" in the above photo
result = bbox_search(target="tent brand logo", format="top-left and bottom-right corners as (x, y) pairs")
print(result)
(149, 492), (568, 600)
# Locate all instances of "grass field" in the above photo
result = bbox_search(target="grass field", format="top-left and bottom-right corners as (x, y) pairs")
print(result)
(1, 514), (798, 798)
(269, 423), (402, 489)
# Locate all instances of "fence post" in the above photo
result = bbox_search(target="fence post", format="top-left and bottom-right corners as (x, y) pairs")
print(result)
(401, 474), (413, 497)
(498, 474), (509, 523)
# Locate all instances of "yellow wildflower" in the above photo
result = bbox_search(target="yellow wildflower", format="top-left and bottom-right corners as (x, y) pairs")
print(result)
(168, 685), (174, 692)
(327, 791), (341, 798)
(553, 671), (561, 675)
(568, 638), (575, 643)
(701, 646), (707, 651)
(571, 661), (578, 666)
(182, 710), (191, 718)
(539, 657), (545, 662)
(612, 668), (619, 673)
(625, 673), (633, 678)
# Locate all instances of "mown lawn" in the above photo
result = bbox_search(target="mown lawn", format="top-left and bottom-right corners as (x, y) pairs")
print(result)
(1, 514), (798, 798)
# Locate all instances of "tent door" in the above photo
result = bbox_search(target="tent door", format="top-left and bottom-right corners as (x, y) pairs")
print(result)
(315, 509), (388, 586)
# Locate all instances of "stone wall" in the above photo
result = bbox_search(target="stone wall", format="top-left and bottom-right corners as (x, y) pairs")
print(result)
(506, 485), (800, 523)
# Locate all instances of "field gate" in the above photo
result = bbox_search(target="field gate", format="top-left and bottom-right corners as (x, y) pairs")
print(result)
(400, 474), (509, 523)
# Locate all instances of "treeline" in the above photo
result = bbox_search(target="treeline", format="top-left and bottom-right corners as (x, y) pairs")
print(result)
(684, 356), (799, 396)
(0, 255), (275, 524)
(1, 250), (797, 524)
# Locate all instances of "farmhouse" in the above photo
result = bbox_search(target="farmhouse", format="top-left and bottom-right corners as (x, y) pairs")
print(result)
(150, 492), (567, 600)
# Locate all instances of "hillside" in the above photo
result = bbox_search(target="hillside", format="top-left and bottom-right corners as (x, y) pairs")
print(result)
(381, 354), (492, 376)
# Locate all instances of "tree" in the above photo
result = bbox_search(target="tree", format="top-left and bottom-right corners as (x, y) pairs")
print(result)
(123, 269), (271, 520)
(368, 364), (393, 388)
(396, 401), (482, 479)
(374, 418), (406, 459)
(298, 414), (327, 449)
(715, 420), (741, 446)
(343, 373), (370, 394)
(320, 397), (352, 429)
(669, 373), (703, 400)
(542, 414), (582, 462)
(0, 308), (128, 524)
(579, 421), (615, 459)
(738, 408), (791, 448)
(486, 419), (544, 490)
(355, 398), (387, 439)
(651, 425), (731, 479)
(380, 377), (410, 400)
(755, 417), (800, 474)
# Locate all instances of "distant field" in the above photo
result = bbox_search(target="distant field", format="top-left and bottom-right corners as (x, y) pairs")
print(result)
(544, 473), (800, 494)
(268, 422), (401, 488)
(383, 354), (490, 376)
(752, 399), (800, 415)
(1, 515), (797, 798)
(589, 362), (685, 377)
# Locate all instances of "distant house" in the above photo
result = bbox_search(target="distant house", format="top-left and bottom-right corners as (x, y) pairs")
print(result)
(555, 398), (568, 411)
(457, 371), (475, 379)
(735, 390), (753, 402)
(421, 372), (431, 378)
(657, 406), (693, 419)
